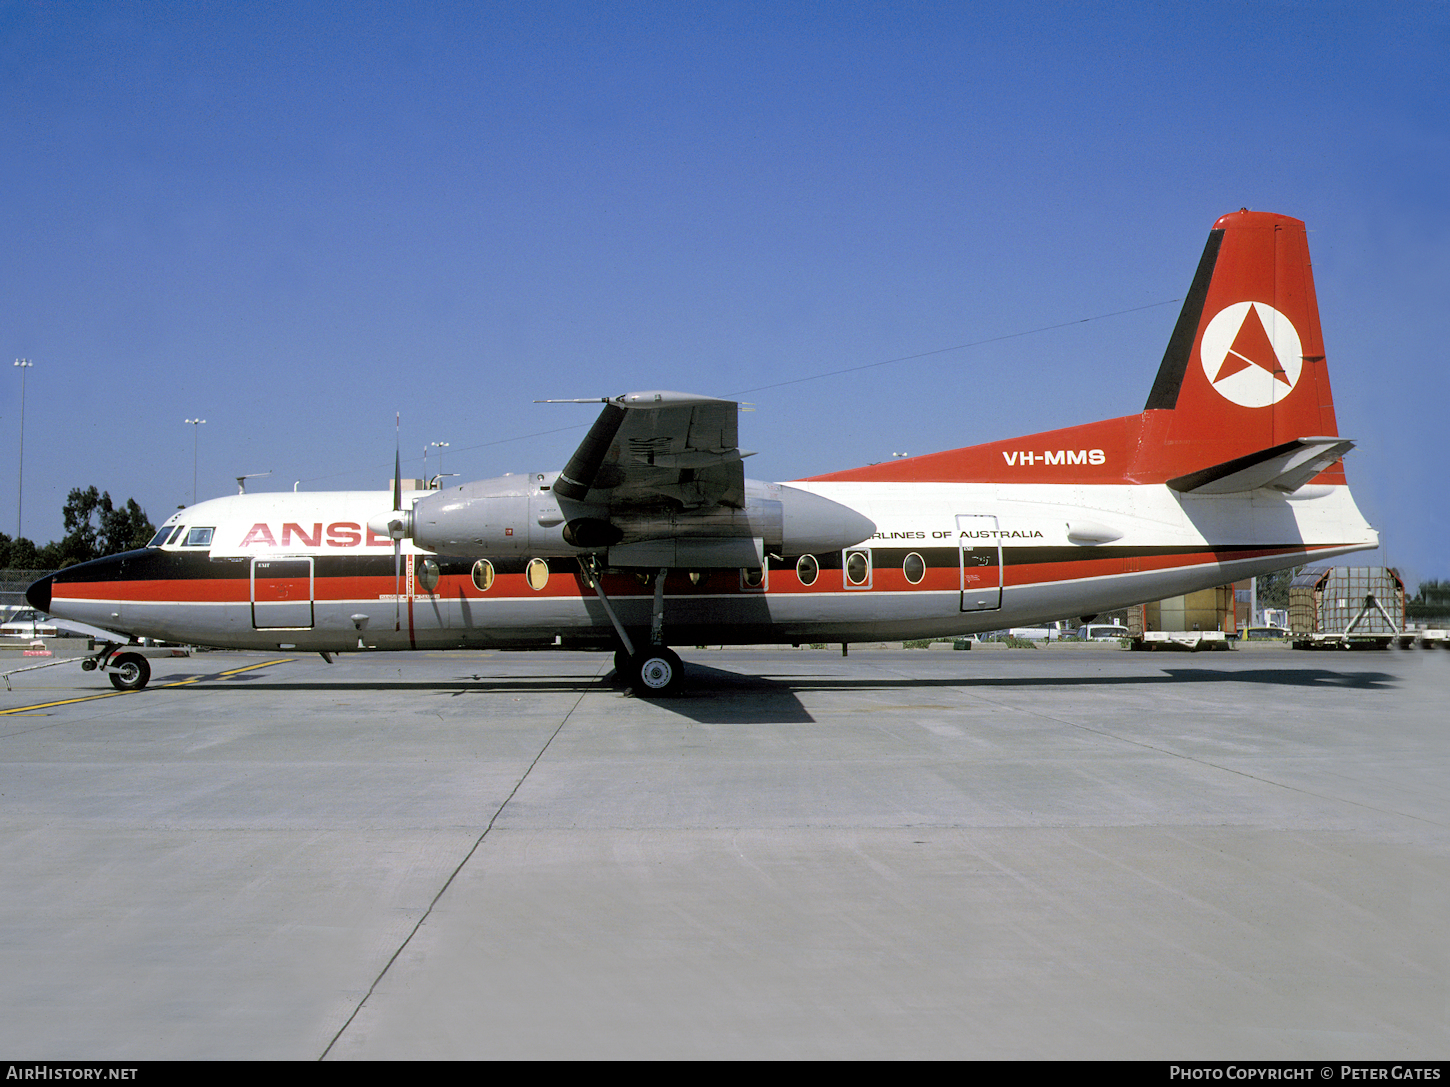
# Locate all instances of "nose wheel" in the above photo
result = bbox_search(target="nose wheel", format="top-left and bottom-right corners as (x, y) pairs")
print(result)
(107, 652), (151, 691)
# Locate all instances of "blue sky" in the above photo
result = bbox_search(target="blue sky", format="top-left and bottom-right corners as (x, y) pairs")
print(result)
(2, 1), (1446, 583)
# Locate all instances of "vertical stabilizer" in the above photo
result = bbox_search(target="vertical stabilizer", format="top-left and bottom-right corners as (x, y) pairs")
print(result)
(1135, 210), (1343, 483)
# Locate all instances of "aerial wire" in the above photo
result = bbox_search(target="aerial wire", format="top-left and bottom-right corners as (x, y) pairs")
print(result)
(727, 299), (1179, 396)
(293, 298), (1180, 487)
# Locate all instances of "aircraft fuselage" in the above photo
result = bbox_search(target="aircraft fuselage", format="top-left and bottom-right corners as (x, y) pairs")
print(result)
(30, 476), (1374, 652)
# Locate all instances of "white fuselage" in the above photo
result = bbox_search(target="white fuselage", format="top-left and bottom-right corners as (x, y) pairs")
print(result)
(40, 477), (1377, 651)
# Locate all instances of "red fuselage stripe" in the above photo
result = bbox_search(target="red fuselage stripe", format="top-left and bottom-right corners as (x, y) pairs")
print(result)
(50, 544), (1332, 606)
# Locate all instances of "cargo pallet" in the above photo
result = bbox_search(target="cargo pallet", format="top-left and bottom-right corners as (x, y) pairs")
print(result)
(1289, 567), (1407, 651)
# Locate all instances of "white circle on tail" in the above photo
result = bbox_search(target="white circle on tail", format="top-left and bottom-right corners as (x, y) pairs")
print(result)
(1199, 301), (1303, 408)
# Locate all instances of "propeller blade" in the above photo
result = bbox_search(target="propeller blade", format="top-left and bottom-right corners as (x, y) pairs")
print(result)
(393, 413), (402, 512)
(394, 413), (402, 631)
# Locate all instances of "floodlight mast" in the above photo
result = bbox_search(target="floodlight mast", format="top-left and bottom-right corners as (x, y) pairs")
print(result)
(14, 359), (33, 538)
(185, 419), (206, 504)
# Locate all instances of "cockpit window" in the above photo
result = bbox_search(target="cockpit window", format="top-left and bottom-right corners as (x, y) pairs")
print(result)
(147, 527), (173, 547)
(182, 527), (214, 548)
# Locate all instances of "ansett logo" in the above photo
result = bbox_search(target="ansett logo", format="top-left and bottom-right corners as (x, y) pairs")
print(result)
(1200, 301), (1302, 408)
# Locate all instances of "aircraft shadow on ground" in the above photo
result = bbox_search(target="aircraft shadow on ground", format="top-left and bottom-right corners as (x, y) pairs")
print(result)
(150, 662), (1399, 727)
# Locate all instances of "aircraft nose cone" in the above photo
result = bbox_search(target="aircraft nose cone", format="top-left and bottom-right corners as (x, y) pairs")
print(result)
(26, 573), (53, 612)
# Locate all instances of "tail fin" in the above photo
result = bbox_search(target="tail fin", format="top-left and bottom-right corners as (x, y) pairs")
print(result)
(1136, 210), (1344, 484)
(806, 209), (1352, 489)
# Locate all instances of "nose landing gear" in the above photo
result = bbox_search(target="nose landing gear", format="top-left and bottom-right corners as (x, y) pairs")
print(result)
(107, 652), (152, 691)
(0, 643), (155, 692)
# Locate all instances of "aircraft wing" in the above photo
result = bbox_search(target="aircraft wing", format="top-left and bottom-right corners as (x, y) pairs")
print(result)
(550, 391), (747, 509)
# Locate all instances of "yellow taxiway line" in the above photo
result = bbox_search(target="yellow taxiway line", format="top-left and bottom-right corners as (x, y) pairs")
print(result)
(0, 658), (295, 716)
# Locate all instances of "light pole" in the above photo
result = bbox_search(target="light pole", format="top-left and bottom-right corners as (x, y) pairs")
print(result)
(14, 359), (32, 538)
(185, 419), (206, 505)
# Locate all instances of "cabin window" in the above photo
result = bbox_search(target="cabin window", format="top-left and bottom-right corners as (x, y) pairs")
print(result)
(526, 558), (550, 591)
(796, 554), (819, 586)
(416, 557), (440, 594)
(903, 552), (926, 585)
(471, 559), (495, 592)
(845, 549), (871, 588)
(741, 567), (764, 589)
(183, 527), (214, 548)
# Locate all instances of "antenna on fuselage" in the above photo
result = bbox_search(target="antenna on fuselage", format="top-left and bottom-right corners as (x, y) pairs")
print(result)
(235, 472), (272, 495)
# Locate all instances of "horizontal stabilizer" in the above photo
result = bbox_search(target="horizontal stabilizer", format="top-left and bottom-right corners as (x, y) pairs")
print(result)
(1167, 437), (1354, 495)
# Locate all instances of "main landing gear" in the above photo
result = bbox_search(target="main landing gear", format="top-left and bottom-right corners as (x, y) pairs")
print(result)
(586, 558), (684, 698)
(615, 645), (683, 697)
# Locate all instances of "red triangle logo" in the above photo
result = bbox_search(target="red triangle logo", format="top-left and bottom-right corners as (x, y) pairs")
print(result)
(1213, 304), (1291, 384)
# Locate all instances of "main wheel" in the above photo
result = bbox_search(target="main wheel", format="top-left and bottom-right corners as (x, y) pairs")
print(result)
(108, 652), (151, 691)
(632, 647), (683, 697)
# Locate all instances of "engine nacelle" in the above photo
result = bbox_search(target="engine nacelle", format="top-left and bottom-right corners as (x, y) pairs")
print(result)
(379, 473), (875, 565)
(395, 474), (552, 556)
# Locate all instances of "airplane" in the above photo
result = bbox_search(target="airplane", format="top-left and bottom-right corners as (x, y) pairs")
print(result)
(26, 209), (1378, 696)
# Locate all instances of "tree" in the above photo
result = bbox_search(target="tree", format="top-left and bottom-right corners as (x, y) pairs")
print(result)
(1408, 580), (1450, 622)
(1256, 566), (1304, 610)
(100, 496), (154, 554)
(0, 535), (40, 570)
(53, 487), (156, 568)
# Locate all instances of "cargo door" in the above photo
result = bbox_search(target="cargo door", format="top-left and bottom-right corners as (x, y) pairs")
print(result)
(251, 557), (314, 629)
(958, 515), (1002, 612)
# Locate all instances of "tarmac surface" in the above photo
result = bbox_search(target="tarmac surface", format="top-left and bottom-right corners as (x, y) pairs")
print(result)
(0, 641), (1445, 1059)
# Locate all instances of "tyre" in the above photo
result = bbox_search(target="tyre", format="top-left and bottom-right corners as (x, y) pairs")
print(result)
(632, 647), (682, 697)
(108, 653), (151, 691)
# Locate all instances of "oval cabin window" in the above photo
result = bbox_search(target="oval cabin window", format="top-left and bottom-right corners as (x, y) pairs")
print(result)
(903, 552), (926, 585)
(471, 559), (494, 592)
(796, 554), (819, 586)
(845, 550), (870, 586)
(526, 558), (550, 591)
(417, 557), (441, 594)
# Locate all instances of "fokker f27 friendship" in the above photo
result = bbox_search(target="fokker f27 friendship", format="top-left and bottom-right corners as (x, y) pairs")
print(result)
(29, 210), (1377, 695)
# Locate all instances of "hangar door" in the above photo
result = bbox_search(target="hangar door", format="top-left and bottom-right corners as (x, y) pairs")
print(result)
(251, 557), (314, 629)
(957, 515), (1002, 612)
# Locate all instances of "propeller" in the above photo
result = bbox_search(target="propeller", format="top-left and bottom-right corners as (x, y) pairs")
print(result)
(392, 415), (402, 631)
(365, 413), (416, 633)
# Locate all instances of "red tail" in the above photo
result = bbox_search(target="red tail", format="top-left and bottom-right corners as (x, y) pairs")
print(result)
(810, 210), (1347, 487)
(1137, 209), (1342, 481)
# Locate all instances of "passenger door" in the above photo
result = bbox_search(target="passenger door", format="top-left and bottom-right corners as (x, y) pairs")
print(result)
(957, 515), (1002, 612)
(251, 558), (314, 629)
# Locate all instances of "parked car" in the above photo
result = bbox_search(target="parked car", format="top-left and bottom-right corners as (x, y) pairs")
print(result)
(1075, 623), (1128, 641)
(1237, 625), (1290, 641)
(0, 609), (59, 639)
